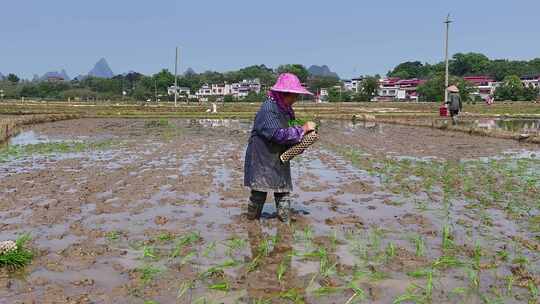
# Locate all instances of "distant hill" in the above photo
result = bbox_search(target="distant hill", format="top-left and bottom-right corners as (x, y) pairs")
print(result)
(0, 72), (4, 80)
(88, 58), (114, 78)
(308, 65), (339, 79)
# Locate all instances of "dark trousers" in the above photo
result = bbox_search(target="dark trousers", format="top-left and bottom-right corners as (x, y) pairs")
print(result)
(450, 109), (459, 125)
(248, 190), (291, 220)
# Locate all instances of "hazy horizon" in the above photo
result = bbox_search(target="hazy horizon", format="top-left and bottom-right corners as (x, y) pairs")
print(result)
(2, 0), (540, 79)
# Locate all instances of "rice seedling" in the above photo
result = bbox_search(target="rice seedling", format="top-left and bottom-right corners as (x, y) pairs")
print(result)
(106, 231), (120, 242)
(199, 259), (238, 279)
(202, 241), (217, 258)
(177, 280), (194, 299)
(294, 226), (313, 243)
(318, 250), (337, 279)
(465, 267), (480, 290)
(225, 236), (246, 256)
(512, 255), (529, 266)
(411, 235), (425, 257)
(479, 293), (505, 304)
(425, 270), (433, 300)
(432, 255), (464, 269)
(313, 286), (343, 297)
(247, 254), (261, 273)
(505, 275), (515, 295)
(299, 246), (326, 260)
(450, 287), (467, 296)
(0, 234), (34, 270)
(345, 282), (367, 304)
(254, 298), (271, 304)
(171, 231), (201, 258)
(472, 241), (482, 270)
(156, 232), (173, 242)
(142, 246), (157, 259)
(193, 296), (208, 304)
(441, 224), (455, 252)
(529, 281), (539, 302)
(385, 242), (396, 261)
(495, 249), (509, 261)
(138, 264), (162, 284)
(208, 281), (229, 292)
(392, 284), (424, 304)
(180, 251), (196, 266)
(0, 140), (117, 162)
(407, 268), (432, 278)
(280, 288), (304, 304)
(258, 238), (272, 257)
(277, 254), (291, 283)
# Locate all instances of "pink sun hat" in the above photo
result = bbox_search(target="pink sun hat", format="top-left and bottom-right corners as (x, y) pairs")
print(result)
(271, 73), (313, 95)
(447, 85), (460, 93)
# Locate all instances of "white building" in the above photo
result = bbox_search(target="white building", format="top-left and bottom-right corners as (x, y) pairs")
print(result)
(316, 88), (329, 103)
(195, 79), (261, 100)
(343, 77), (364, 93)
(167, 86), (191, 97)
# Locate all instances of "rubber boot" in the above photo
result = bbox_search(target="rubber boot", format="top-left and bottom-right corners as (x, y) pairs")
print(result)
(275, 193), (291, 224)
(247, 191), (266, 220)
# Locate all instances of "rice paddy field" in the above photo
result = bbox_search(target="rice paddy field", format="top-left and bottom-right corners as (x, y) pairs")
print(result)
(0, 116), (539, 304)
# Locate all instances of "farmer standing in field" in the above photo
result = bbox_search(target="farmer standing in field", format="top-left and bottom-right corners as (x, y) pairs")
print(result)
(244, 73), (316, 223)
(446, 85), (462, 125)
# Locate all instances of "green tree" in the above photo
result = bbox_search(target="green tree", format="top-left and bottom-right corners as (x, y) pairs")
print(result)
(307, 76), (340, 93)
(358, 76), (379, 101)
(276, 64), (309, 83)
(233, 65), (275, 86)
(153, 69), (175, 94)
(388, 61), (424, 79)
(7, 73), (20, 83)
(494, 75), (538, 101)
(417, 72), (473, 102)
(450, 53), (490, 76)
(327, 87), (351, 102)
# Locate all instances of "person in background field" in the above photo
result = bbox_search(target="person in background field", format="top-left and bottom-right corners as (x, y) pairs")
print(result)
(485, 94), (494, 105)
(244, 73), (316, 223)
(446, 85), (462, 125)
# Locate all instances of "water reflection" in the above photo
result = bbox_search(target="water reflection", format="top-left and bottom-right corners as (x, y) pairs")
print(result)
(471, 119), (540, 134)
(8, 130), (50, 145)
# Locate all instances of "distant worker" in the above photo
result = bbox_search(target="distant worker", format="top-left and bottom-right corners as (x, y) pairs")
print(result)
(244, 73), (316, 223)
(446, 85), (462, 125)
(485, 95), (494, 106)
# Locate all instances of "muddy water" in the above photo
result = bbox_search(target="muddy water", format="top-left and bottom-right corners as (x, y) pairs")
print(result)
(0, 118), (539, 304)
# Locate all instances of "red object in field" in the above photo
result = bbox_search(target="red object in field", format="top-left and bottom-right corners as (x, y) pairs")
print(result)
(439, 105), (448, 117)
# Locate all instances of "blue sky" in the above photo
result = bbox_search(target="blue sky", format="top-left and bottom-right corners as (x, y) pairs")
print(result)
(2, 0), (540, 79)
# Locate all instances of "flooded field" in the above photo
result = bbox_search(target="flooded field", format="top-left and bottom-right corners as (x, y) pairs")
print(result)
(0, 118), (539, 304)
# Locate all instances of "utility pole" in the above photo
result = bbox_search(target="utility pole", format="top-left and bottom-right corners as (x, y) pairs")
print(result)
(155, 79), (158, 103)
(444, 14), (452, 104)
(174, 46), (178, 107)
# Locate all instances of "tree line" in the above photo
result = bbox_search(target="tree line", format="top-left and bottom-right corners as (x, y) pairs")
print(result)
(1, 53), (539, 102)
(389, 53), (540, 102)
(0, 64), (344, 102)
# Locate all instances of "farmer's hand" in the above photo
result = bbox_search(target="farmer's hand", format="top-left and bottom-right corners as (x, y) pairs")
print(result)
(302, 121), (317, 133)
